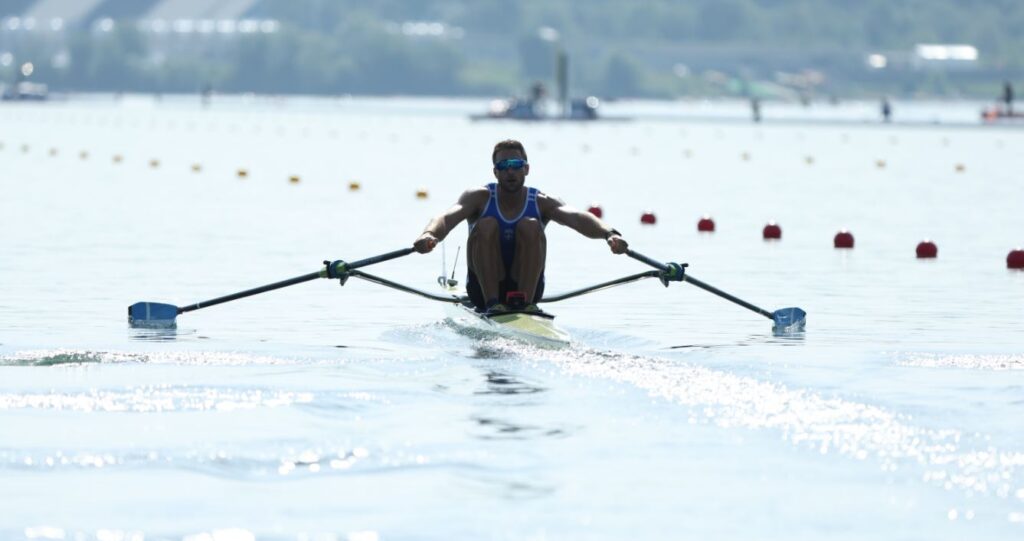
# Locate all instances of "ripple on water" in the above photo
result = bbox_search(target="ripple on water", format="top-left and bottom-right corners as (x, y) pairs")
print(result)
(898, 353), (1024, 371)
(0, 349), (303, 366)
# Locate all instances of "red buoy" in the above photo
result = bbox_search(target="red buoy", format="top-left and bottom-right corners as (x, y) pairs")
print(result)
(587, 204), (603, 218)
(834, 230), (854, 248)
(916, 240), (938, 258)
(697, 215), (715, 232)
(1008, 248), (1024, 269)
(640, 211), (657, 225)
(762, 222), (782, 240)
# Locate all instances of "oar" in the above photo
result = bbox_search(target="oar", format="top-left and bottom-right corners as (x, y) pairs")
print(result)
(626, 249), (806, 332)
(128, 247), (415, 328)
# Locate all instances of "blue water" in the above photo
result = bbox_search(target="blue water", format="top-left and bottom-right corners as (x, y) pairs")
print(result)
(1, 95), (1023, 540)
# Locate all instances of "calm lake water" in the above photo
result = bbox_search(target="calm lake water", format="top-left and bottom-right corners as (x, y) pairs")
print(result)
(1, 95), (1022, 540)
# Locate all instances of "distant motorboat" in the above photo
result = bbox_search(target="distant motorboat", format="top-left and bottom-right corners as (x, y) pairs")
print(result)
(980, 105), (1023, 123)
(1, 81), (49, 101)
(470, 95), (628, 122)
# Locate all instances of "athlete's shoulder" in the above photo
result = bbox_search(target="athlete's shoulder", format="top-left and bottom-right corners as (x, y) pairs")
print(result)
(535, 190), (565, 207)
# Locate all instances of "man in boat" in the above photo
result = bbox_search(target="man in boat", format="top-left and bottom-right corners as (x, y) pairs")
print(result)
(413, 139), (629, 314)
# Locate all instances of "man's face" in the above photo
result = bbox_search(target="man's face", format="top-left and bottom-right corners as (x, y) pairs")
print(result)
(492, 149), (529, 193)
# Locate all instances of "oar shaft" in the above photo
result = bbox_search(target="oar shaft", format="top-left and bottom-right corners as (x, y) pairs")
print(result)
(178, 271), (322, 314)
(626, 250), (669, 272)
(627, 249), (773, 320)
(179, 247), (416, 315)
(681, 275), (773, 319)
(345, 247), (416, 270)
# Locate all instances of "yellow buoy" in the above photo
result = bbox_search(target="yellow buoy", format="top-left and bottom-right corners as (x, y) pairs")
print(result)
(955, 163), (965, 173)
(288, 175), (301, 184)
(79, 151), (89, 160)
(149, 159), (160, 168)
(875, 159), (886, 168)
(237, 168), (248, 178)
(21, 144), (29, 153)
(191, 163), (202, 173)
(348, 180), (361, 191)
(113, 155), (123, 164)
(805, 156), (815, 165)
(49, 148), (58, 157)
(741, 152), (750, 161)
(416, 188), (429, 199)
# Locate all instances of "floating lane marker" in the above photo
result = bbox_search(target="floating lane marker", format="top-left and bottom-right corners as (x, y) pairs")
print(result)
(640, 211), (656, 225)
(1008, 248), (1024, 270)
(834, 230), (855, 249)
(348, 180), (361, 191)
(697, 215), (715, 232)
(762, 221), (781, 240)
(587, 204), (603, 218)
(237, 168), (248, 178)
(916, 240), (938, 259)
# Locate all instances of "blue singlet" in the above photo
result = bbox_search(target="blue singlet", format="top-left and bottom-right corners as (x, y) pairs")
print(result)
(471, 183), (544, 268)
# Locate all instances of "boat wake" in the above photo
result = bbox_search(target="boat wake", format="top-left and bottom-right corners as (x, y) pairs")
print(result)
(466, 338), (1024, 522)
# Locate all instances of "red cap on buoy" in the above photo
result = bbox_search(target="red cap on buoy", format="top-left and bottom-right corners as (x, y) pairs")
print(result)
(762, 221), (781, 239)
(697, 215), (715, 232)
(916, 240), (937, 258)
(834, 230), (854, 248)
(587, 204), (603, 218)
(1008, 248), (1024, 269)
(640, 211), (657, 225)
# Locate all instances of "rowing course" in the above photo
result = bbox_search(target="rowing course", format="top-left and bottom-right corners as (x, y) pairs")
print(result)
(1, 96), (1023, 540)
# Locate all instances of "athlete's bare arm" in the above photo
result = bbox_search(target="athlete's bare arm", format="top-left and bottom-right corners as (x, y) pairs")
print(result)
(414, 187), (489, 253)
(537, 192), (628, 254)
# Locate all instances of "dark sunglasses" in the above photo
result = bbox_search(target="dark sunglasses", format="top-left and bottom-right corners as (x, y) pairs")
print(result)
(494, 158), (527, 171)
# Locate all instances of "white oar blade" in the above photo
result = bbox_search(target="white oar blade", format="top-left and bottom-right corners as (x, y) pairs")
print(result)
(128, 302), (179, 328)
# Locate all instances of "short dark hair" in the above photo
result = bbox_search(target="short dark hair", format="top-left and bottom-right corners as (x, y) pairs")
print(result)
(492, 139), (528, 164)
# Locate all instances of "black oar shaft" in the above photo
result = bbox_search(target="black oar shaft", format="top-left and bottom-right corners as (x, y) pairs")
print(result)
(626, 250), (670, 272)
(178, 271), (322, 314)
(178, 247), (416, 314)
(345, 247), (416, 270)
(681, 275), (773, 319)
(626, 249), (773, 320)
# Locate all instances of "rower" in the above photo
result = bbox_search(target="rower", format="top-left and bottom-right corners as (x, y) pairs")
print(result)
(413, 139), (629, 314)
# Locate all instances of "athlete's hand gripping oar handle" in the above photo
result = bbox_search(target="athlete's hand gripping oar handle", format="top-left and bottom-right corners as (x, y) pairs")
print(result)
(128, 247), (415, 328)
(626, 249), (806, 331)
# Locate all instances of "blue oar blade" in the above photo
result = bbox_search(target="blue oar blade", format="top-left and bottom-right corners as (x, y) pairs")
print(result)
(128, 302), (179, 328)
(771, 307), (806, 334)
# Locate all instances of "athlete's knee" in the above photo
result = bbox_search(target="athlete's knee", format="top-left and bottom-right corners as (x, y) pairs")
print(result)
(471, 217), (499, 240)
(516, 218), (543, 241)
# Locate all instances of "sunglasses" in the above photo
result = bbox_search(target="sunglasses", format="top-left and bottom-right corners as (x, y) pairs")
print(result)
(494, 158), (527, 171)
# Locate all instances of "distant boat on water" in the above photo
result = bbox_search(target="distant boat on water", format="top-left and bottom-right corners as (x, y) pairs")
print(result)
(1, 81), (49, 101)
(980, 105), (1024, 123)
(471, 94), (625, 122)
